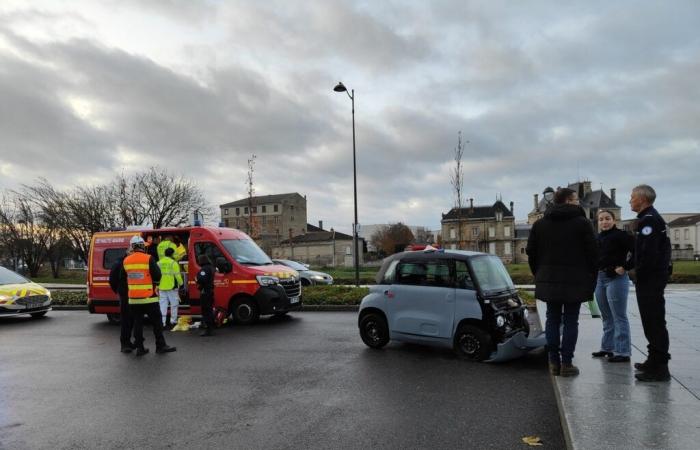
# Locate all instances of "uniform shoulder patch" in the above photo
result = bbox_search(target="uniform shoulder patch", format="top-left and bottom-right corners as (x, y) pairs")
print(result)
(200, 271), (206, 276)
(641, 226), (653, 236)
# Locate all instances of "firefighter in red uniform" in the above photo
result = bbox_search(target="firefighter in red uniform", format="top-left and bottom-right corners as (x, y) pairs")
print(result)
(121, 235), (176, 356)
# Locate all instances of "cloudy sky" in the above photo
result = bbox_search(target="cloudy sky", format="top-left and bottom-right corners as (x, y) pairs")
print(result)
(1, 1), (698, 234)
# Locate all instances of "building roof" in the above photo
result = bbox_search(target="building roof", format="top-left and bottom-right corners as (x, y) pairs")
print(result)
(220, 192), (304, 208)
(530, 183), (620, 214)
(515, 223), (531, 239)
(280, 229), (355, 244)
(668, 214), (700, 227)
(442, 200), (513, 222)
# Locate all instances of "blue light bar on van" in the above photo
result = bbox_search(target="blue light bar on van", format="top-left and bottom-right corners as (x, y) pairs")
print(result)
(193, 219), (202, 226)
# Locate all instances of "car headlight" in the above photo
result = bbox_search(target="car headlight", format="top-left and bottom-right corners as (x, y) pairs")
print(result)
(310, 275), (324, 280)
(0, 294), (12, 304)
(495, 315), (506, 327)
(256, 275), (279, 287)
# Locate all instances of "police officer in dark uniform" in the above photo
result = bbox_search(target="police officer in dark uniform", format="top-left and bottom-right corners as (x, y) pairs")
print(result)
(630, 184), (672, 382)
(109, 249), (134, 353)
(196, 254), (215, 337)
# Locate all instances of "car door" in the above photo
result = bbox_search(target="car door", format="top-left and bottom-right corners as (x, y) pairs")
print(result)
(385, 258), (455, 339)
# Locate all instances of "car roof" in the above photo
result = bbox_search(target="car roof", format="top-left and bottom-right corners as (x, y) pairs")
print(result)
(375, 249), (489, 284)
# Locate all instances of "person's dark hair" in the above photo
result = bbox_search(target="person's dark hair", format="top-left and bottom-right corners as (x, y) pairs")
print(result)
(554, 187), (576, 205)
(197, 254), (211, 266)
(172, 236), (181, 245)
(165, 247), (175, 257)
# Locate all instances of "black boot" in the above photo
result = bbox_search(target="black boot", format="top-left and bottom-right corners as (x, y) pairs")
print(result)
(635, 366), (670, 382)
(200, 327), (214, 337)
(136, 347), (149, 356)
(156, 345), (177, 354)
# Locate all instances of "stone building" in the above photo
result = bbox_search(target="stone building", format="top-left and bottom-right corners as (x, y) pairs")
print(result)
(271, 222), (365, 267)
(441, 199), (517, 263)
(220, 193), (307, 254)
(528, 181), (621, 232)
(668, 214), (700, 260)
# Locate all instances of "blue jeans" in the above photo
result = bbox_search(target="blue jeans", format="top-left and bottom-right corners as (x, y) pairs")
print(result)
(595, 271), (631, 356)
(545, 302), (581, 365)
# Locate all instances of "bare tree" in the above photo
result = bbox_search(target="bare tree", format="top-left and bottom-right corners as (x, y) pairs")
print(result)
(450, 132), (467, 248)
(246, 154), (258, 238)
(370, 223), (415, 256)
(135, 167), (211, 229)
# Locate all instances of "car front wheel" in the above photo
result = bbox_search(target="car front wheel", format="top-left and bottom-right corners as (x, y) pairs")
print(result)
(454, 324), (493, 361)
(359, 313), (389, 349)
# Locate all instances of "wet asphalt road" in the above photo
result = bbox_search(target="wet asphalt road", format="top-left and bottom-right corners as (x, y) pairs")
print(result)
(0, 311), (564, 449)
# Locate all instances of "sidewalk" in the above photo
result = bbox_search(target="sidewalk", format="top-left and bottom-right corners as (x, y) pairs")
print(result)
(537, 285), (700, 450)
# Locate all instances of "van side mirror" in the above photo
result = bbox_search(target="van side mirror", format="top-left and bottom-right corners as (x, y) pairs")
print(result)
(215, 257), (232, 273)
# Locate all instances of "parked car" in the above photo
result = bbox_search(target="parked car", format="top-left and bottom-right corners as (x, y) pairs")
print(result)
(357, 249), (545, 362)
(272, 259), (333, 286)
(0, 266), (52, 319)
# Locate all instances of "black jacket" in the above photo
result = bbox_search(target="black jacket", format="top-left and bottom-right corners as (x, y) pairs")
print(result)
(597, 226), (635, 277)
(109, 255), (128, 298)
(196, 263), (215, 295)
(526, 204), (598, 303)
(634, 206), (671, 280)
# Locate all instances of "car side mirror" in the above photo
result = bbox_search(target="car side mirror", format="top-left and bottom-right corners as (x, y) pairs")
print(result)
(215, 257), (232, 273)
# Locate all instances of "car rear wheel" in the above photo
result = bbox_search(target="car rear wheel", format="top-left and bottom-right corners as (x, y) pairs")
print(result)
(359, 313), (389, 349)
(232, 298), (259, 325)
(454, 324), (493, 361)
(106, 313), (121, 325)
(30, 311), (48, 318)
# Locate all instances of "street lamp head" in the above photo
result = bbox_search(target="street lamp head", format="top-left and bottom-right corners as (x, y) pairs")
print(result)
(333, 82), (347, 93)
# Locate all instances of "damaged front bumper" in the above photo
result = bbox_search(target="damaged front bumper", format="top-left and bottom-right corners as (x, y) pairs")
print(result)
(485, 331), (546, 363)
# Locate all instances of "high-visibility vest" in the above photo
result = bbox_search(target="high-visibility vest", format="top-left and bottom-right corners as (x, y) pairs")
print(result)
(174, 243), (187, 261)
(158, 256), (183, 291)
(124, 251), (158, 304)
(157, 240), (177, 260)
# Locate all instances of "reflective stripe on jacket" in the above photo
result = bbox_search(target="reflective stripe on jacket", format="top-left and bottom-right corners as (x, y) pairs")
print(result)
(124, 251), (159, 304)
(158, 256), (183, 291)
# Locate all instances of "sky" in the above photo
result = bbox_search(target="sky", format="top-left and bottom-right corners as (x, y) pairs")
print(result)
(0, 1), (698, 234)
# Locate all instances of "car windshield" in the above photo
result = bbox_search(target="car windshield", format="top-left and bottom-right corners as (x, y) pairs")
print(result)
(220, 239), (273, 265)
(469, 255), (514, 294)
(0, 266), (30, 285)
(276, 260), (307, 271)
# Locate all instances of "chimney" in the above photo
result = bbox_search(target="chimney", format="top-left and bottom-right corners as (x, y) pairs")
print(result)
(510, 201), (514, 215)
(469, 198), (474, 212)
(583, 180), (592, 196)
(318, 220), (323, 230)
(610, 188), (616, 204)
(534, 194), (539, 210)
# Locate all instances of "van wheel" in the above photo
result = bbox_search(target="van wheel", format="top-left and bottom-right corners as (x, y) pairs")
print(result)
(454, 324), (493, 361)
(359, 313), (389, 349)
(31, 311), (48, 318)
(232, 299), (259, 325)
(106, 314), (121, 325)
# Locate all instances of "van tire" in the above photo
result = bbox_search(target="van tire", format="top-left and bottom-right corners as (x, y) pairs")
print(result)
(232, 299), (259, 325)
(454, 324), (493, 361)
(359, 313), (389, 349)
(106, 314), (121, 325)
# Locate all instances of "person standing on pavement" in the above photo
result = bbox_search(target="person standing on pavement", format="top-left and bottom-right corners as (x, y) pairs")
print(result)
(527, 187), (598, 377)
(629, 184), (672, 382)
(157, 247), (183, 329)
(196, 254), (215, 337)
(592, 210), (635, 363)
(109, 247), (134, 353)
(122, 235), (177, 356)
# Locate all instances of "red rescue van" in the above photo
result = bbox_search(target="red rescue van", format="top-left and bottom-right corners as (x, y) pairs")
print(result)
(87, 226), (301, 325)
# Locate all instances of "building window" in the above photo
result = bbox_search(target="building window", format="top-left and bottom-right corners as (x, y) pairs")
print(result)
(504, 226), (511, 237)
(472, 227), (479, 237)
(496, 211), (503, 221)
(244, 207), (248, 214)
(674, 229), (680, 240)
(488, 227), (495, 238)
(262, 205), (267, 213)
(290, 216), (294, 222)
(489, 242), (496, 254)
(684, 229), (690, 240)
(274, 204), (279, 212)
(235, 207), (240, 216)
(224, 218), (229, 227)
(262, 216), (267, 225)
(290, 205), (294, 211)
(520, 247), (525, 254)
(224, 208), (228, 215)
(450, 228), (456, 239)
(504, 242), (512, 255)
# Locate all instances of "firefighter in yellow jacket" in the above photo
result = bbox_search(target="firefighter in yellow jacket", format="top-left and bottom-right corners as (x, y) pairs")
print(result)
(121, 235), (176, 356)
(158, 247), (183, 328)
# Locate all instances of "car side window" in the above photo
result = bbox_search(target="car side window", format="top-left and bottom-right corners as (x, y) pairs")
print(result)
(194, 242), (225, 265)
(455, 260), (475, 290)
(396, 260), (451, 288)
(382, 260), (399, 284)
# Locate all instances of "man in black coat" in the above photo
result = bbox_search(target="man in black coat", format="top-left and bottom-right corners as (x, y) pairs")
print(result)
(109, 250), (134, 353)
(527, 187), (598, 377)
(630, 184), (672, 382)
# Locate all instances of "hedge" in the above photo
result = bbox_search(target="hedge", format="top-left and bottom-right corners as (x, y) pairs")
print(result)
(50, 290), (87, 305)
(302, 285), (369, 305)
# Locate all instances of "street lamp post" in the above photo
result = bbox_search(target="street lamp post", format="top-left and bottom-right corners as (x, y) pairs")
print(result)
(333, 81), (360, 287)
